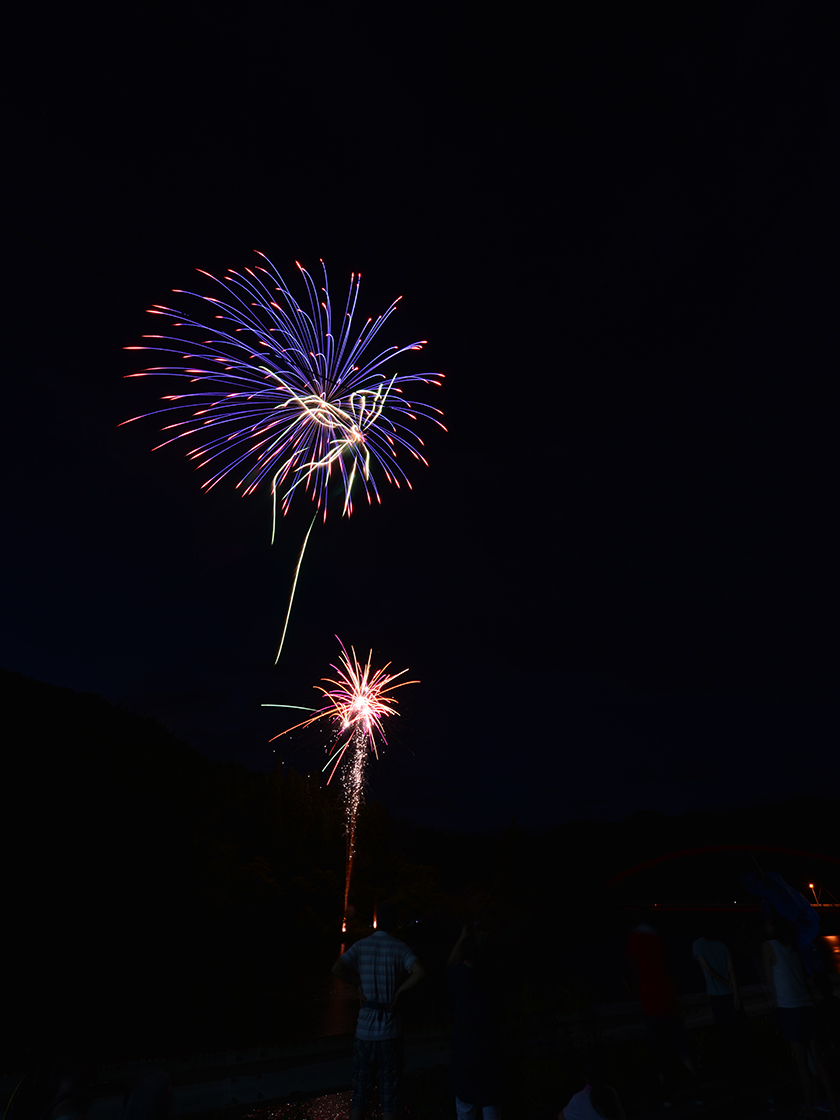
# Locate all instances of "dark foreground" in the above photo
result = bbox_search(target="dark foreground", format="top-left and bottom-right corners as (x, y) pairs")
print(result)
(5, 980), (839, 1120)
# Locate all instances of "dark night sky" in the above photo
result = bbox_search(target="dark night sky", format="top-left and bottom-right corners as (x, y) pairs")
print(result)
(3, 4), (838, 833)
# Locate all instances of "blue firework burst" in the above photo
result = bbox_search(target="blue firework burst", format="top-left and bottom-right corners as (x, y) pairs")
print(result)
(123, 253), (445, 525)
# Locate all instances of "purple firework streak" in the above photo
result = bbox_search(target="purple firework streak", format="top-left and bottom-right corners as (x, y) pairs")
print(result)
(123, 253), (446, 526)
(122, 254), (445, 658)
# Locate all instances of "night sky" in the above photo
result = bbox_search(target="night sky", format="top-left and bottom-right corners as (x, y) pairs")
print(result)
(4, 4), (838, 834)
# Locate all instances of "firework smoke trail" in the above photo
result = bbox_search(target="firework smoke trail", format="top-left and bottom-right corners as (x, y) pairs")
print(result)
(121, 254), (445, 658)
(263, 638), (417, 928)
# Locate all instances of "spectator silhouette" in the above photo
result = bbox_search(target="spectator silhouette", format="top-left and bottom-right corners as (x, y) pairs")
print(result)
(762, 913), (839, 1120)
(332, 901), (425, 1120)
(692, 925), (745, 1075)
(448, 923), (502, 1120)
(693, 925), (741, 1019)
(626, 911), (702, 1105)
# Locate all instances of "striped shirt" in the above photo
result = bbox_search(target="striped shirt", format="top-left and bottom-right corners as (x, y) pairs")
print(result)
(341, 931), (417, 1040)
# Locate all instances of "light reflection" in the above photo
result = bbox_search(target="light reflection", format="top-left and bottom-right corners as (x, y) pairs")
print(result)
(820, 935), (840, 974)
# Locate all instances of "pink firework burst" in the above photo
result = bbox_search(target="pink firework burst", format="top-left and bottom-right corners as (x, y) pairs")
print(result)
(265, 637), (416, 782)
(263, 638), (417, 928)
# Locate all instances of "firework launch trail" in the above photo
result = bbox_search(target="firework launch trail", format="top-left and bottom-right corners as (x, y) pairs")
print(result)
(263, 638), (416, 928)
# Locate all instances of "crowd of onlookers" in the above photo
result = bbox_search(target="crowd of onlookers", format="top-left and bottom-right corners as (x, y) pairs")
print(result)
(310, 899), (840, 1120)
(440, 904), (840, 1120)
(5, 900), (840, 1120)
(623, 909), (840, 1120)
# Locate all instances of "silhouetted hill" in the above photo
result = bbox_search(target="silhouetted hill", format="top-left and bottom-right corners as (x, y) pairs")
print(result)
(1, 670), (347, 1066)
(3, 670), (837, 1068)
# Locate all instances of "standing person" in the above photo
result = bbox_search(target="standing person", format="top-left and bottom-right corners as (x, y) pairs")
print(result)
(331, 902), (426, 1120)
(693, 930), (741, 1021)
(626, 915), (701, 1105)
(448, 924), (502, 1120)
(693, 925), (766, 1094)
(762, 914), (839, 1120)
(693, 928), (743, 1073)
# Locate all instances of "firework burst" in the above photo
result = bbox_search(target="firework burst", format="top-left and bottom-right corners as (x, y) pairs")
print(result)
(123, 254), (445, 528)
(264, 638), (415, 779)
(263, 638), (417, 925)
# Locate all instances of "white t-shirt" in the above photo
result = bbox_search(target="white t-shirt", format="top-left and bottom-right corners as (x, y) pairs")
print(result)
(692, 938), (732, 996)
(767, 940), (812, 1009)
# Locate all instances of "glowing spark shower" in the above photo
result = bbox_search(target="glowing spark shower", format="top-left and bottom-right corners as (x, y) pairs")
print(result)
(263, 638), (417, 926)
(122, 253), (446, 525)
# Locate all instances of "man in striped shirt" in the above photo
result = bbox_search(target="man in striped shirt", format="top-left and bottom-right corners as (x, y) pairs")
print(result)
(332, 902), (426, 1120)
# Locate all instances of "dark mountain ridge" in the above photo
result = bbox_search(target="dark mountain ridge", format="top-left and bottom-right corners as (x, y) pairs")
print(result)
(3, 669), (837, 1068)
